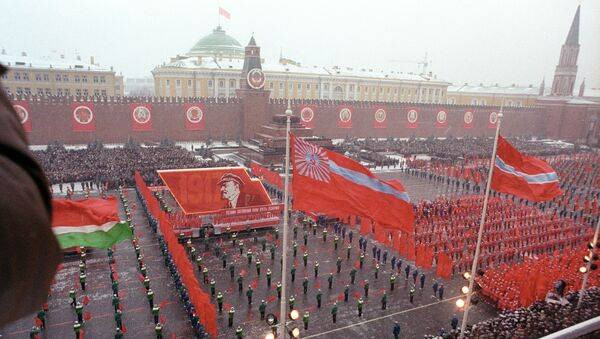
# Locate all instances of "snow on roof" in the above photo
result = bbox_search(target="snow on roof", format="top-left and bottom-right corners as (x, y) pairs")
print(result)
(448, 84), (541, 96)
(584, 87), (600, 98)
(0, 51), (112, 72)
(161, 56), (449, 84)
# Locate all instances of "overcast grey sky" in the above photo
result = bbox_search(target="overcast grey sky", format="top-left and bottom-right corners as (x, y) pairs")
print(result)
(1, 0), (598, 88)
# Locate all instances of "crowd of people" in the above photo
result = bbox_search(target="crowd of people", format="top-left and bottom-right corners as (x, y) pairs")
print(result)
(413, 195), (592, 277)
(33, 142), (236, 189)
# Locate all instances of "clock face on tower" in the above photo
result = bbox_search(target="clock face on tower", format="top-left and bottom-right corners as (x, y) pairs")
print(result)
(247, 68), (266, 89)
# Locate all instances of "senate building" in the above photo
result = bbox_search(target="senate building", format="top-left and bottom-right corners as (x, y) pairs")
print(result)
(151, 26), (452, 104)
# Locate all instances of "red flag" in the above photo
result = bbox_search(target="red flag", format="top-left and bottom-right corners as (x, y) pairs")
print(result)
(337, 106), (353, 128)
(184, 103), (206, 131)
(435, 110), (448, 128)
(291, 134), (414, 233)
(12, 100), (32, 132)
(299, 105), (316, 128)
(373, 107), (387, 129)
(219, 6), (230, 20)
(250, 161), (283, 189)
(436, 252), (452, 279)
(463, 110), (474, 129)
(71, 102), (95, 132)
(491, 136), (563, 202)
(130, 103), (153, 131)
(405, 108), (418, 129)
(82, 295), (90, 305)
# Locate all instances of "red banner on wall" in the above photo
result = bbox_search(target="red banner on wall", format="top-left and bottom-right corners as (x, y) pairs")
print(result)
(158, 167), (272, 214)
(405, 108), (419, 129)
(130, 103), (153, 131)
(71, 102), (95, 132)
(373, 107), (387, 129)
(299, 105), (316, 128)
(463, 110), (474, 129)
(12, 100), (31, 132)
(184, 103), (206, 131)
(488, 111), (499, 129)
(337, 106), (353, 128)
(435, 109), (448, 128)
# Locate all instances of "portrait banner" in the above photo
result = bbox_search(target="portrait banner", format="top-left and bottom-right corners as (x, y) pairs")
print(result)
(463, 110), (474, 129)
(158, 167), (272, 215)
(435, 109), (448, 128)
(373, 107), (387, 129)
(184, 103), (206, 131)
(71, 102), (95, 132)
(337, 106), (353, 129)
(405, 108), (419, 129)
(299, 105), (316, 128)
(12, 100), (31, 132)
(130, 103), (153, 131)
(488, 111), (499, 129)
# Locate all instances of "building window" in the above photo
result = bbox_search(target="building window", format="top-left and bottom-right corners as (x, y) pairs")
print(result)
(62, 74), (68, 82)
(93, 76), (99, 83)
(75, 75), (81, 83)
(316, 84), (319, 90)
(307, 84), (311, 90)
(35, 74), (42, 81)
(23, 73), (29, 81)
(298, 83), (302, 90)
(82, 76), (87, 83)
(218, 80), (224, 88)
(229, 79), (235, 88)
(188, 79), (192, 87)
(56, 74), (62, 82)
(324, 84), (329, 91)
(208, 80), (213, 87)
(386, 88), (390, 93)
(289, 83), (293, 90)
(269, 82), (274, 89)
(37, 88), (44, 95)
(83, 89), (89, 96)
(100, 76), (106, 83)
(14, 72), (21, 81)
(166, 79), (170, 86)
(349, 84), (355, 92)
(279, 82), (283, 90)
(176, 79), (181, 87)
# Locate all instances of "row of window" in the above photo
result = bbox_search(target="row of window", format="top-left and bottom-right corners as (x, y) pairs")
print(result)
(12, 87), (108, 97)
(6, 72), (107, 84)
(446, 98), (524, 106)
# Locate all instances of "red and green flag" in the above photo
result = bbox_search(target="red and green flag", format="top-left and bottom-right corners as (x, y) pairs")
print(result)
(52, 197), (132, 249)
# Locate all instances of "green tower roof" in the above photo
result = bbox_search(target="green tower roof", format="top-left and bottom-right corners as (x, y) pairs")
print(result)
(189, 26), (244, 57)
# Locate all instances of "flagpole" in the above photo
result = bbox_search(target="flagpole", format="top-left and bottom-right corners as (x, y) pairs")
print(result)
(279, 101), (292, 339)
(459, 105), (504, 339)
(577, 216), (600, 308)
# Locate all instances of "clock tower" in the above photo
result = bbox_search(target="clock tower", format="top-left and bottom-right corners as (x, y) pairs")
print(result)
(237, 35), (270, 140)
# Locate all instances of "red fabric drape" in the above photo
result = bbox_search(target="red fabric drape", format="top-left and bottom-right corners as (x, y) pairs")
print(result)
(435, 252), (452, 279)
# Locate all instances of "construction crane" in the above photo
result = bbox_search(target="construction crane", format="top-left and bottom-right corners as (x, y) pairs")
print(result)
(388, 53), (430, 76)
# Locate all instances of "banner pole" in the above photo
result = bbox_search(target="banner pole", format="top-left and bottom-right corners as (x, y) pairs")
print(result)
(459, 106), (503, 339)
(577, 216), (600, 308)
(279, 101), (292, 338)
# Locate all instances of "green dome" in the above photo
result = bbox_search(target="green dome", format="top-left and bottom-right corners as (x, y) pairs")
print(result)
(189, 26), (244, 57)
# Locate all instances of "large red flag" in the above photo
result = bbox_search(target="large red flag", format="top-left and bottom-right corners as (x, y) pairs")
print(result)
(12, 101), (32, 132)
(491, 136), (563, 202)
(131, 103), (153, 131)
(184, 103), (206, 131)
(71, 102), (95, 132)
(291, 134), (414, 233)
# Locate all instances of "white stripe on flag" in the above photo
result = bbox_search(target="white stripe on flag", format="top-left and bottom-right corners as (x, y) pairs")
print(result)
(53, 221), (121, 235)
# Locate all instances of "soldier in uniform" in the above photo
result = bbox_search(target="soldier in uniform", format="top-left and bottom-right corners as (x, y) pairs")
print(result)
(36, 309), (46, 329)
(228, 307), (235, 327)
(438, 283), (444, 300)
(314, 261), (319, 278)
(331, 302), (338, 323)
(246, 285), (253, 305)
(74, 322), (82, 339)
(276, 282), (282, 299)
(303, 277), (309, 295)
(216, 292), (223, 313)
(147, 289), (154, 309)
(229, 263), (235, 280)
(375, 264), (380, 279)
(112, 293), (120, 312)
(69, 290), (77, 307)
(328, 273), (334, 289)
(259, 300), (267, 320)
(288, 296), (295, 311)
(420, 272), (426, 290)
(235, 327), (243, 339)
(350, 268), (357, 284)
(390, 274), (396, 291)
(237, 274), (244, 294)
(364, 280), (370, 298)
(75, 303), (84, 323)
(336, 257), (342, 274)
(357, 298), (364, 317)
(346, 244), (352, 260)
(114, 309), (122, 329)
(291, 266), (297, 283)
(255, 260), (262, 276)
(302, 311), (309, 330)
(381, 292), (388, 310)
(359, 253), (365, 269)
(409, 285), (416, 303)
(152, 306), (160, 324)
(79, 273), (86, 291)
(316, 289), (322, 309)
(303, 252), (309, 267)
(393, 322), (401, 339)
(266, 269), (272, 287)
(155, 322), (163, 339)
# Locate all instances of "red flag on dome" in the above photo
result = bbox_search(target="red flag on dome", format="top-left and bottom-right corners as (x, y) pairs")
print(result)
(491, 136), (563, 202)
(291, 134), (414, 233)
(219, 7), (230, 20)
